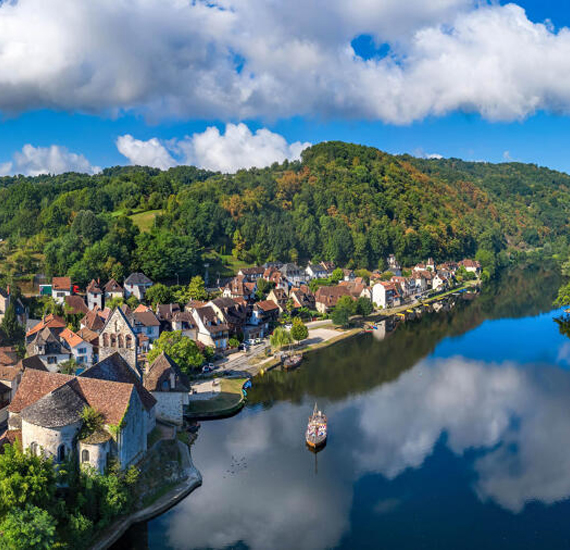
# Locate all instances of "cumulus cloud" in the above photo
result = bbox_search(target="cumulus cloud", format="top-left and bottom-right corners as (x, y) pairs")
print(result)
(115, 134), (176, 170)
(1, 1), (570, 123)
(0, 144), (99, 176)
(116, 124), (311, 172)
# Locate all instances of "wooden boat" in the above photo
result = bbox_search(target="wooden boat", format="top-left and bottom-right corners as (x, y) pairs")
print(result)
(305, 403), (327, 449)
(283, 353), (303, 370)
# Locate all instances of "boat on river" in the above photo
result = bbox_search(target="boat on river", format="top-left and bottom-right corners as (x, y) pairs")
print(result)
(283, 353), (303, 370)
(305, 403), (327, 449)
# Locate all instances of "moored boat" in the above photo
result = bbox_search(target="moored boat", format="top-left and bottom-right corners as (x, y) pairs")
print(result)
(283, 353), (303, 370)
(305, 403), (327, 449)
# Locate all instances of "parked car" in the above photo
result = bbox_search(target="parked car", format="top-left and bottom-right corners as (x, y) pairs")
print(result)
(238, 343), (248, 351)
(284, 323), (293, 330)
(202, 365), (213, 373)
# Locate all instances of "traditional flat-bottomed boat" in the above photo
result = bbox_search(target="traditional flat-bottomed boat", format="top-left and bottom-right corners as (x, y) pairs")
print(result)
(305, 403), (327, 449)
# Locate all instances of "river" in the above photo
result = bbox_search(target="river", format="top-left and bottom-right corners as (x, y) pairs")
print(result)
(117, 264), (570, 549)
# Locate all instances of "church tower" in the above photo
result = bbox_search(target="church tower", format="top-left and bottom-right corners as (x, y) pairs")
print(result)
(98, 307), (138, 375)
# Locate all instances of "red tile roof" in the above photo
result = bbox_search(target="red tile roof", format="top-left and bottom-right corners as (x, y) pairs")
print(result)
(52, 277), (71, 291)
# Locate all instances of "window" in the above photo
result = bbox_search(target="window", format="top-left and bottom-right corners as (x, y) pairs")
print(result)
(162, 380), (170, 391)
(81, 449), (90, 463)
(47, 357), (57, 365)
(102, 333), (109, 347)
(78, 347), (86, 354)
(57, 445), (66, 463)
(30, 442), (38, 456)
(110, 334), (117, 347)
(125, 335), (132, 349)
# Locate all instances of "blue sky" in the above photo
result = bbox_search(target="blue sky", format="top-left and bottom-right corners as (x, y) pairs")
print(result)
(3, 0), (570, 175)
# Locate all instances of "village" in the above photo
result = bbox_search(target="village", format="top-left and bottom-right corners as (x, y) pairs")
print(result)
(0, 254), (481, 474)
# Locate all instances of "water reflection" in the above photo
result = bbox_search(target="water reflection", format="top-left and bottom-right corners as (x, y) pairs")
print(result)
(120, 266), (570, 549)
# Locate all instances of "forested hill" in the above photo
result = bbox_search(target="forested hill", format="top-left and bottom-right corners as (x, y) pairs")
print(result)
(1, 141), (569, 286)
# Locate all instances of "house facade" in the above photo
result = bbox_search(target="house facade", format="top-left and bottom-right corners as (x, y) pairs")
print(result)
(124, 273), (153, 301)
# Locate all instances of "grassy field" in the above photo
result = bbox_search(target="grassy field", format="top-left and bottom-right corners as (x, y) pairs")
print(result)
(186, 378), (247, 417)
(129, 210), (163, 233)
(202, 251), (252, 280)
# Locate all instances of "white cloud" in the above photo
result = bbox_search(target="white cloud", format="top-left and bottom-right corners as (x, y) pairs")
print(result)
(427, 153), (444, 159)
(0, 144), (99, 176)
(115, 134), (176, 170)
(116, 124), (311, 172)
(1, 2), (570, 123)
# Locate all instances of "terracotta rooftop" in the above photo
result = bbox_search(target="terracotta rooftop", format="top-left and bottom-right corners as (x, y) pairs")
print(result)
(16, 355), (48, 372)
(59, 327), (87, 349)
(103, 279), (123, 293)
(9, 370), (74, 414)
(256, 300), (280, 312)
(26, 314), (66, 338)
(80, 352), (156, 412)
(52, 277), (71, 291)
(0, 365), (21, 382)
(64, 295), (89, 315)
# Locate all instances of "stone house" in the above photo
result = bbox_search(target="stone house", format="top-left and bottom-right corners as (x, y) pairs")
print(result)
(192, 306), (229, 351)
(171, 311), (198, 340)
(237, 267), (265, 281)
(305, 263), (328, 280)
(98, 308), (138, 374)
(314, 285), (352, 314)
(319, 261), (336, 278)
(103, 279), (124, 301)
(207, 298), (248, 336)
(267, 288), (288, 313)
(59, 328), (94, 366)
(26, 314), (66, 344)
(26, 327), (72, 371)
(86, 279), (104, 310)
(459, 259), (482, 275)
(52, 277), (72, 304)
(289, 287), (316, 311)
(280, 263), (304, 286)
(7, 365), (155, 473)
(124, 273), (154, 301)
(80, 308), (109, 333)
(0, 366), (22, 424)
(249, 300), (280, 337)
(222, 276), (256, 302)
(132, 310), (161, 343)
(387, 254), (402, 276)
(144, 352), (189, 426)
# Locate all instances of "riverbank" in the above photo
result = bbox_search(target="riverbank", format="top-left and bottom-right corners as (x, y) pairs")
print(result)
(90, 440), (202, 550)
(186, 378), (247, 419)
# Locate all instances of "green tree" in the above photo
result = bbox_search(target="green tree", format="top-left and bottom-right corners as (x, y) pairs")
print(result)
(106, 296), (124, 310)
(331, 295), (354, 327)
(187, 276), (208, 301)
(555, 282), (570, 307)
(270, 327), (293, 350)
(144, 283), (173, 307)
(0, 443), (56, 514)
(330, 267), (344, 284)
(0, 504), (56, 550)
(290, 318), (309, 343)
(147, 331), (206, 374)
(354, 297), (373, 316)
(0, 304), (24, 347)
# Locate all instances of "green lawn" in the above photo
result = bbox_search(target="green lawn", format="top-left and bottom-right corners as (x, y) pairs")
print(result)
(129, 210), (163, 232)
(186, 378), (247, 417)
(202, 251), (253, 278)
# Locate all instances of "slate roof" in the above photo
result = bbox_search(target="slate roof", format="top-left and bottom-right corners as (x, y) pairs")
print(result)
(144, 352), (189, 393)
(64, 295), (89, 315)
(80, 352), (156, 412)
(124, 273), (153, 286)
(21, 382), (86, 428)
(156, 303), (181, 321)
(77, 327), (100, 345)
(11, 368), (138, 427)
(17, 355), (48, 372)
(195, 306), (229, 334)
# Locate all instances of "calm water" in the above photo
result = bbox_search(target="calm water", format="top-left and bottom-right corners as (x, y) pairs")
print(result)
(118, 265), (570, 550)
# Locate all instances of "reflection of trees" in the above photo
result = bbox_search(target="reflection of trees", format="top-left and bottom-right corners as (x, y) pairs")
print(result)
(554, 314), (570, 339)
(249, 264), (561, 405)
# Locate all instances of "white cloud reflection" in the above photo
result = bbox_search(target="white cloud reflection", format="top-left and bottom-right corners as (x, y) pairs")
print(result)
(161, 356), (570, 550)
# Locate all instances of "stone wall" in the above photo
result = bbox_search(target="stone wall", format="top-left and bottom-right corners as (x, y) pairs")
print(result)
(79, 440), (111, 474)
(117, 392), (147, 468)
(151, 392), (186, 425)
(21, 418), (81, 461)
(99, 309), (138, 372)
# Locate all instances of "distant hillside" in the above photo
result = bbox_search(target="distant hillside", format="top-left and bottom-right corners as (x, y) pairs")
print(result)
(1, 141), (569, 286)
